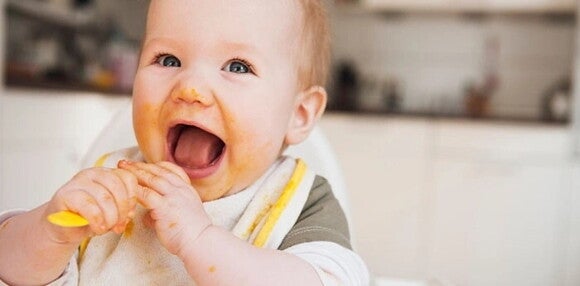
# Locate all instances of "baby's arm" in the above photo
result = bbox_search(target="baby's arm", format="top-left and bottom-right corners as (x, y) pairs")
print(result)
(119, 160), (323, 286)
(181, 225), (322, 285)
(0, 167), (137, 285)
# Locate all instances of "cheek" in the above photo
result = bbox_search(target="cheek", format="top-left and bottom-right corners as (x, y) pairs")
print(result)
(132, 70), (174, 162)
(227, 107), (287, 165)
(133, 101), (165, 162)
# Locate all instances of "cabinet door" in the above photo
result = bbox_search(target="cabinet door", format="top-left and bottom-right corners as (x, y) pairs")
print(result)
(426, 122), (572, 286)
(564, 162), (580, 286)
(487, 0), (575, 12)
(320, 115), (432, 278)
(429, 159), (569, 286)
(363, 0), (575, 12)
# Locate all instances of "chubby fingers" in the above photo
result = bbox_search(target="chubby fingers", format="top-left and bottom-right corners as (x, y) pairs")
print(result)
(156, 161), (191, 184)
(117, 160), (191, 209)
(118, 160), (190, 193)
(111, 168), (138, 229)
(88, 168), (137, 233)
(58, 183), (108, 233)
(59, 168), (137, 234)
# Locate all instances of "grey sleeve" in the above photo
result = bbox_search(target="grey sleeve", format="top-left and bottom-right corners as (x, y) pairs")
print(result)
(278, 176), (352, 250)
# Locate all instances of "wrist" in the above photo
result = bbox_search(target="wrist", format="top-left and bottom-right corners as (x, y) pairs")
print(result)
(176, 223), (214, 260)
(37, 205), (84, 247)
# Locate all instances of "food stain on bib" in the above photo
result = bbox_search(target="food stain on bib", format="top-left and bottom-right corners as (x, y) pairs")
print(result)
(123, 220), (135, 237)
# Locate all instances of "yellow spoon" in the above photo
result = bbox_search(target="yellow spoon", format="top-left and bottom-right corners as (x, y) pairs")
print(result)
(47, 211), (89, 227)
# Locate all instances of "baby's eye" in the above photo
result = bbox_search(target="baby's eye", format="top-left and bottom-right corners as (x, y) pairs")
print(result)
(155, 54), (181, 67)
(223, 59), (254, 74)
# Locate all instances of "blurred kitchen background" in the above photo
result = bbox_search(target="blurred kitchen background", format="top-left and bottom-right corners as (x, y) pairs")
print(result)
(1, 0), (580, 285)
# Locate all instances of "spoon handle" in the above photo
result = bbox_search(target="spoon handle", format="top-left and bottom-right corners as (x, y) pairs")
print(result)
(47, 211), (89, 227)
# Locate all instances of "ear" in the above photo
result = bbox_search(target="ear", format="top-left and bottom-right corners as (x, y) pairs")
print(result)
(284, 85), (327, 145)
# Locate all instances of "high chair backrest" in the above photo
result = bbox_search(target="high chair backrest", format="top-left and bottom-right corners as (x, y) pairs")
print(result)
(82, 102), (352, 222)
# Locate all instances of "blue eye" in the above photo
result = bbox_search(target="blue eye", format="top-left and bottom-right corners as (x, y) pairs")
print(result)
(223, 59), (253, 74)
(156, 54), (181, 67)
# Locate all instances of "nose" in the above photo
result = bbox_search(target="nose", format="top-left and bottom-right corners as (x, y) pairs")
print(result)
(172, 88), (214, 106)
(170, 72), (215, 106)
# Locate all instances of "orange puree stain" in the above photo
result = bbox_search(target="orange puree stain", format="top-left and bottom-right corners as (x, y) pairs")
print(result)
(85, 197), (97, 206)
(133, 102), (162, 161)
(169, 222), (177, 229)
(180, 88), (199, 99)
(123, 220), (135, 237)
(208, 265), (216, 273)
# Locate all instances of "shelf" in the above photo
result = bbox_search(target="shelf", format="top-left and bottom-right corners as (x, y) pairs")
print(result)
(325, 109), (569, 126)
(6, 0), (105, 34)
(5, 74), (131, 96)
(338, 0), (576, 16)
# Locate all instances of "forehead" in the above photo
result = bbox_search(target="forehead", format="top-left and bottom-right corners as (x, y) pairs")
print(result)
(145, 0), (303, 53)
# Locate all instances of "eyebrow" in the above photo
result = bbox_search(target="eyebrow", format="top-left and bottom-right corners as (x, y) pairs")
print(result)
(216, 41), (262, 56)
(142, 37), (181, 49)
(143, 37), (261, 55)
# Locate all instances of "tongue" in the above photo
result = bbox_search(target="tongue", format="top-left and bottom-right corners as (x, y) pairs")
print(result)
(174, 127), (222, 169)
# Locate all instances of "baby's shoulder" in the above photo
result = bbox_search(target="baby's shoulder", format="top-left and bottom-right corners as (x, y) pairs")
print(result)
(278, 175), (351, 250)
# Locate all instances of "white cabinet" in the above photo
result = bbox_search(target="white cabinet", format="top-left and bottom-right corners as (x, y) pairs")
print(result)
(427, 121), (572, 285)
(564, 162), (580, 286)
(319, 115), (433, 278)
(320, 114), (576, 284)
(486, 0), (575, 12)
(360, 0), (575, 13)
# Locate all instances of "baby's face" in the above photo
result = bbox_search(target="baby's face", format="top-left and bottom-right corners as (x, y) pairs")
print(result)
(132, 0), (304, 201)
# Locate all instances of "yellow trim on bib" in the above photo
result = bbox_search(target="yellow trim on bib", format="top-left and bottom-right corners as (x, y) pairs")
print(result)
(78, 238), (90, 262)
(94, 153), (111, 167)
(253, 159), (307, 248)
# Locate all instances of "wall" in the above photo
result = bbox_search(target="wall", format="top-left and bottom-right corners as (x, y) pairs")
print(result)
(330, 9), (575, 120)
(0, 90), (129, 211)
(1, 0), (6, 198)
(574, 4), (580, 155)
(0, 0), (5, 90)
(564, 5), (580, 285)
(94, 0), (148, 42)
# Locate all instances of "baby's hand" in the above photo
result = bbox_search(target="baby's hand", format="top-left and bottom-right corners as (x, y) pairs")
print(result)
(43, 167), (138, 244)
(118, 160), (211, 256)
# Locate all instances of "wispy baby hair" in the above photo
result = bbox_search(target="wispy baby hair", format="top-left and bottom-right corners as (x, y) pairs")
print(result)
(297, 0), (331, 90)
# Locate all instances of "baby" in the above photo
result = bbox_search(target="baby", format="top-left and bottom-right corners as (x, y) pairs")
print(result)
(0, 0), (369, 285)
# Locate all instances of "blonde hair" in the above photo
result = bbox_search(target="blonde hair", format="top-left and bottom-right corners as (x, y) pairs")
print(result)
(297, 0), (331, 90)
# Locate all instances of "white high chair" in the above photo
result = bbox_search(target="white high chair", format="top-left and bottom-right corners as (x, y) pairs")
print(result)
(81, 102), (352, 224)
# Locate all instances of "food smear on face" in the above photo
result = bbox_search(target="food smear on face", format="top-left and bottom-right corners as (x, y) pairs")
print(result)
(133, 102), (162, 162)
(208, 265), (216, 273)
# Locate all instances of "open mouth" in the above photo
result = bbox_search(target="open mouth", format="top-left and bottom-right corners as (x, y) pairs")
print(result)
(168, 124), (225, 170)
